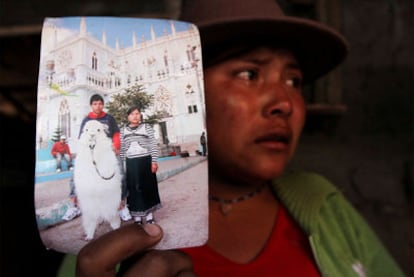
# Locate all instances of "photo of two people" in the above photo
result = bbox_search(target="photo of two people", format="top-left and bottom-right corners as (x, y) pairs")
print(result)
(34, 17), (208, 254)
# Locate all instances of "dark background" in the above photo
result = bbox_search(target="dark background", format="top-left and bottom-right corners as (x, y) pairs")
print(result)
(1, 0), (413, 276)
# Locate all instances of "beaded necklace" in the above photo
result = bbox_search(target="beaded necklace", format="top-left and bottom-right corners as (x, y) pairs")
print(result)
(209, 183), (267, 215)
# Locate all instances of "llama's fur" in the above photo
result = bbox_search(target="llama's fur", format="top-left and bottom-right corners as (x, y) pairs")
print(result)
(74, 120), (122, 240)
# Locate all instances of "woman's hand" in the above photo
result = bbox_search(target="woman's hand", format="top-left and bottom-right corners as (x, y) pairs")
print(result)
(76, 223), (194, 277)
(151, 162), (159, 173)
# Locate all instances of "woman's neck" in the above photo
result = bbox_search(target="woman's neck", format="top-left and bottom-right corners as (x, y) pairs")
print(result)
(129, 123), (140, 128)
(207, 180), (279, 263)
(208, 172), (269, 199)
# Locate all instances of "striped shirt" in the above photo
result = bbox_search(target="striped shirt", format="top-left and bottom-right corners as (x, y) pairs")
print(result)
(120, 124), (158, 163)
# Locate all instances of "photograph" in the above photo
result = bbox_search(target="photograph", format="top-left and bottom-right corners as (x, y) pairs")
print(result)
(1, 0), (412, 276)
(33, 16), (208, 254)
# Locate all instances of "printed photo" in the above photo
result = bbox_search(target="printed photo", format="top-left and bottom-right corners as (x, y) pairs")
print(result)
(34, 17), (208, 254)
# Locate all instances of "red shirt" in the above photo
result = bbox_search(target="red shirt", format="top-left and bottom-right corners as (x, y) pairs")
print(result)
(181, 205), (320, 276)
(51, 141), (71, 157)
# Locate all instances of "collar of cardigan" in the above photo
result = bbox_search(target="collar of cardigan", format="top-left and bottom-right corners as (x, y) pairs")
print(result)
(271, 171), (339, 234)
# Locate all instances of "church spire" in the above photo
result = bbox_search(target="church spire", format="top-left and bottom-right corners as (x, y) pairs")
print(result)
(116, 38), (119, 50)
(170, 20), (176, 36)
(102, 30), (107, 45)
(132, 31), (137, 47)
(80, 17), (87, 36)
(150, 25), (156, 40)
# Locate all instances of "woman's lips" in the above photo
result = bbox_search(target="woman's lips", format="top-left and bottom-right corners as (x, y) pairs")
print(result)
(254, 130), (291, 151)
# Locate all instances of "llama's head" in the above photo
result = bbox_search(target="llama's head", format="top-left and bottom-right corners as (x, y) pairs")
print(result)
(81, 120), (109, 149)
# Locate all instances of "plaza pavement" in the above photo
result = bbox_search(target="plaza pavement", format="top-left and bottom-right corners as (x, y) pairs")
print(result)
(35, 155), (207, 230)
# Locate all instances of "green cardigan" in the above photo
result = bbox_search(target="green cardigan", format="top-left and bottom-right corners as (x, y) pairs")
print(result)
(274, 171), (405, 277)
(59, 172), (405, 276)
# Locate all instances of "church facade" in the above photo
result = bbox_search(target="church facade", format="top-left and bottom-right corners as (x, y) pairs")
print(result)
(36, 17), (205, 156)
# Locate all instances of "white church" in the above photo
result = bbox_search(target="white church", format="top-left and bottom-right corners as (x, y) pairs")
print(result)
(36, 17), (205, 157)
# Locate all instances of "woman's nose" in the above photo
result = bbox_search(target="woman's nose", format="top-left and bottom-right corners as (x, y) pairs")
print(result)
(262, 84), (293, 118)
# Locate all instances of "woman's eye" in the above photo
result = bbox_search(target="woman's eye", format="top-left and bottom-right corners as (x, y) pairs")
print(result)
(237, 70), (258, 81)
(286, 77), (302, 89)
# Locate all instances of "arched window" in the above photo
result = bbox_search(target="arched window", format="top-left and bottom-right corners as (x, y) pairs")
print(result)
(92, 52), (98, 70)
(58, 99), (71, 138)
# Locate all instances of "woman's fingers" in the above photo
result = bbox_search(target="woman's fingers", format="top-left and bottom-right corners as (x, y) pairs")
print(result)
(76, 224), (195, 277)
(76, 223), (163, 276)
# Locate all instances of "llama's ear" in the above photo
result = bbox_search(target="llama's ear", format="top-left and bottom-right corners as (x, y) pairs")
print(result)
(103, 125), (110, 136)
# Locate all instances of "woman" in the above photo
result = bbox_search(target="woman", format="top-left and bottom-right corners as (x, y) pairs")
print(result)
(75, 0), (404, 276)
(119, 106), (161, 224)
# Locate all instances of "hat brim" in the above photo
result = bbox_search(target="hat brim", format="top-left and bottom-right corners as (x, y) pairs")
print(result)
(197, 16), (348, 83)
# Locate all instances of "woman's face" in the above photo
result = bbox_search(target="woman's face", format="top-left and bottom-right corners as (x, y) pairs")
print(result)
(204, 47), (306, 184)
(128, 109), (141, 126)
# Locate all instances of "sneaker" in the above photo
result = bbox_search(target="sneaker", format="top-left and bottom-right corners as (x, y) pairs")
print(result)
(145, 213), (155, 224)
(56, 168), (61, 173)
(134, 216), (143, 225)
(69, 166), (74, 171)
(146, 219), (156, 224)
(62, 206), (81, 221)
(119, 206), (132, 221)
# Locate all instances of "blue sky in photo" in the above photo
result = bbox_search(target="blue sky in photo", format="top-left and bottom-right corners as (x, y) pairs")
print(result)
(46, 17), (193, 49)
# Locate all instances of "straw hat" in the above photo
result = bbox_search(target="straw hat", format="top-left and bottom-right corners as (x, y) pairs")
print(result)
(179, 0), (348, 83)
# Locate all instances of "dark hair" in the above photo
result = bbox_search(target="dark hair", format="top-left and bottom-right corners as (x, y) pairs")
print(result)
(90, 94), (104, 105)
(127, 105), (141, 116)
